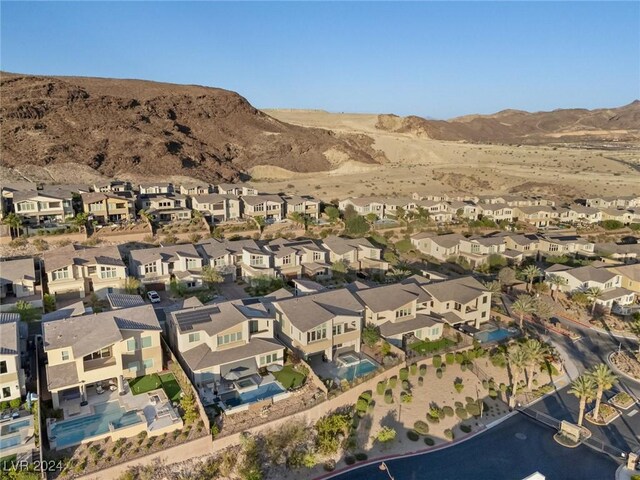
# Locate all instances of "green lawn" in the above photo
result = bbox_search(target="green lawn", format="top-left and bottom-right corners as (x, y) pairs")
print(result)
(273, 365), (306, 390)
(408, 337), (456, 355)
(129, 372), (182, 402)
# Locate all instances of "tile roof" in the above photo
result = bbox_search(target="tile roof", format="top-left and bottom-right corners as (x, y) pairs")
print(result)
(44, 244), (124, 272)
(181, 337), (284, 372)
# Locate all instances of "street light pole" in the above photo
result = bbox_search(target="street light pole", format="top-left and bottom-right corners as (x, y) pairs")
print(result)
(379, 462), (395, 480)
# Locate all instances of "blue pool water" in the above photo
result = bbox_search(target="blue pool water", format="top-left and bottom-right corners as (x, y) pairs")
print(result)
(50, 402), (142, 449)
(224, 382), (285, 408)
(0, 435), (21, 450)
(476, 327), (514, 344)
(338, 359), (378, 381)
(1, 419), (31, 435)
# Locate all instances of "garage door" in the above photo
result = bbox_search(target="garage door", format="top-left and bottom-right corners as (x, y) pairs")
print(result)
(145, 282), (166, 292)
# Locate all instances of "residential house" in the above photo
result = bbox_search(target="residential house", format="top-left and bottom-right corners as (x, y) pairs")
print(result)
(43, 305), (163, 409)
(384, 198), (417, 219)
(595, 243), (640, 263)
(503, 234), (542, 258)
(538, 235), (596, 257)
(137, 194), (191, 223)
(478, 203), (514, 222)
(412, 193), (449, 202)
(321, 236), (388, 274)
(599, 208), (635, 225)
(92, 181), (132, 194)
(129, 244), (203, 289)
(353, 282), (443, 348)
(606, 264), (640, 295)
(44, 244), (127, 299)
(513, 206), (559, 228)
(0, 258), (41, 312)
(448, 200), (479, 220)
(544, 264), (634, 312)
(139, 183), (174, 195)
(241, 195), (285, 222)
(283, 195), (321, 220)
(191, 194), (241, 223)
(458, 235), (510, 268)
(217, 184), (258, 197)
(560, 205), (602, 224)
(410, 233), (464, 262)
(82, 192), (136, 224)
(338, 197), (386, 219)
(585, 196), (640, 209)
(0, 313), (26, 402)
(166, 298), (285, 393)
(415, 200), (453, 223)
(179, 183), (212, 196)
(266, 238), (331, 279)
(273, 289), (363, 361)
(12, 189), (75, 226)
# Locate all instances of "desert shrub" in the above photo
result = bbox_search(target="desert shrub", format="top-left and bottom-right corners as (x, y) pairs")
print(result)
(413, 421), (429, 435)
(444, 429), (454, 440)
(388, 376), (398, 389)
(426, 414), (439, 424)
(455, 352), (464, 364)
(467, 403), (481, 417)
(345, 456), (356, 465)
(436, 368), (443, 379)
(360, 391), (372, 402)
(456, 408), (469, 419)
(454, 401), (463, 408)
(384, 390), (393, 404)
(410, 363), (418, 376)
(399, 368), (409, 381)
(443, 406), (454, 417)
(418, 376), (424, 386)
(419, 364), (427, 376)
(445, 353), (455, 365)
(355, 453), (368, 461)
(407, 430), (420, 441)
(424, 437), (435, 446)
(432, 355), (442, 368)
(402, 380), (410, 391)
(400, 391), (413, 403)
(376, 381), (386, 395)
(323, 460), (336, 472)
(460, 363), (467, 372)
(489, 388), (498, 399)
(461, 424), (472, 433)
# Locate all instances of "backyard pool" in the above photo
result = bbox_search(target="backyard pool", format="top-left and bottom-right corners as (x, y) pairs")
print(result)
(222, 381), (286, 408)
(50, 402), (142, 449)
(0, 435), (21, 450)
(476, 327), (516, 344)
(0, 419), (31, 435)
(337, 358), (379, 381)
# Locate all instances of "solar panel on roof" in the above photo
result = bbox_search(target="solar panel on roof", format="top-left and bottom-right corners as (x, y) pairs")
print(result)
(174, 306), (220, 331)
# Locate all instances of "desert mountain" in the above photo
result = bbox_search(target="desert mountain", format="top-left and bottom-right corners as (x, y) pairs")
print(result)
(0, 73), (384, 182)
(376, 101), (640, 144)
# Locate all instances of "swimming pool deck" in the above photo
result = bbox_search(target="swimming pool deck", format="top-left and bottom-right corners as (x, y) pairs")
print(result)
(308, 351), (380, 383)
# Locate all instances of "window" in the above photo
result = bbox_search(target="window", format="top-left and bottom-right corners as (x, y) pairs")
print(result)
(2, 387), (11, 399)
(188, 333), (200, 343)
(250, 255), (264, 266)
(431, 327), (440, 336)
(481, 311), (487, 318)
(282, 256), (291, 266)
(140, 336), (152, 349)
(313, 252), (323, 262)
(52, 268), (69, 281)
(144, 263), (157, 275)
(415, 329), (422, 339)
(249, 320), (259, 334)
(100, 266), (117, 279)
(307, 325), (327, 343)
(332, 324), (343, 336)
(61, 351), (70, 361)
(395, 307), (412, 319)
(483, 296), (488, 304)
(217, 331), (243, 346)
(186, 258), (199, 269)
(143, 358), (154, 369)
(17, 202), (37, 212)
(0, 361), (7, 374)
(454, 302), (462, 312)
(89, 203), (103, 212)
(127, 338), (136, 352)
(128, 361), (140, 373)
(259, 353), (278, 366)
(213, 257), (226, 267)
(254, 204), (265, 212)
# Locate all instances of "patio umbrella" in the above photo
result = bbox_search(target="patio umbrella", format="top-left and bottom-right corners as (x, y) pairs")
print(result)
(223, 370), (242, 381)
(267, 364), (283, 373)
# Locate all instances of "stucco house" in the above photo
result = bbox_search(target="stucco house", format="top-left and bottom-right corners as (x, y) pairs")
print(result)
(0, 313), (26, 402)
(129, 244), (203, 290)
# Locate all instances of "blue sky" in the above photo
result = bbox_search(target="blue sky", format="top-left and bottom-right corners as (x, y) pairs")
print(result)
(2, 1), (638, 118)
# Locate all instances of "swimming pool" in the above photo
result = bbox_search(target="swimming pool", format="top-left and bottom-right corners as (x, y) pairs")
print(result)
(50, 402), (142, 449)
(0, 435), (21, 450)
(476, 327), (515, 344)
(223, 382), (286, 408)
(337, 358), (379, 381)
(0, 419), (31, 435)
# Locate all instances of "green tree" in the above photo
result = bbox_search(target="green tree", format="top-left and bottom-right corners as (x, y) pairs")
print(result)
(43, 293), (56, 313)
(138, 209), (153, 224)
(123, 277), (142, 294)
(569, 375), (597, 427)
(343, 204), (358, 221)
(331, 260), (349, 275)
(315, 413), (351, 455)
(546, 274), (568, 301)
(365, 213), (378, 224)
(253, 216), (266, 233)
(585, 287), (603, 315)
(202, 265), (224, 290)
(324, 205), (340, 222)
(170, 279), (188, 298)
(511, 295), (535, 329)
(532, 296), (555, 322)
(68, 212), (89, 229)
(521, 265), (542, 293)
(3, 212), (23, 237)
(362, 323), (381, 347)
(482, 280), (501, 304)
(11, 300), (40, 322)
(344, 215), (370, 237)
(376, 426), (397, 443)
(587, 364), (617, 422)
(498, 267), (517, 289)
(289, 212), (307, 230)
(180, 391), (199, 424)
(507, 345), (527, 408)
(522, 339), (548, 389)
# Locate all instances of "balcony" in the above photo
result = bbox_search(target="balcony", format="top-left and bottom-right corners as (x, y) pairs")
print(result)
(83, 356), (117, 372)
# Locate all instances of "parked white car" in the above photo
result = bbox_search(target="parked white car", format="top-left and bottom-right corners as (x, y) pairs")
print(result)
(147, 290), (161, 303)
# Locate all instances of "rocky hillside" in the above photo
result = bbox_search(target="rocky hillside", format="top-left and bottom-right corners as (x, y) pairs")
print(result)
(0, 73), (384, 182)
(376, 101), (640, 144)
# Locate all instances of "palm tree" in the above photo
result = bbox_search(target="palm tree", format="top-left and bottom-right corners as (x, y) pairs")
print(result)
(511, 295), (535, 329)
(253, 215), (266, 234)
(585, 287), (603, 315)
(138, 209), (153, 224)
(521, 265), (542, 293)
(532, 296), (555, 323)
(546, 275), (568, 301)
(522, 339), (548, 389)
(507, 345), (527, 408)
(588, 364), (617, 422)
(569, 375), (597, 427)
(3, 212), (23, 237)
(483, 281), (502, 304)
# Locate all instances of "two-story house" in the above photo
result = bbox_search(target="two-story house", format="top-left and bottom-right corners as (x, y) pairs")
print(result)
(217, 183), (258, 197)
(338, 197), (386, 219)
(137, 194), (191, 223)
(241, 195), (285, 222)
(44, 244), (127, 299)
(458, 235), (510, 268)
(93, 181), (133, 194)
(12, 189), (75, 226)
(513, 206), (559, 228)
(478, 203), (514, 222)
(0, 257), (41, 312)
(0, 313), (26, 402)
(81, 192), (136, 224)
(321, 236), (388, 274)
(43, 304), (163, 409)
(283, 195), (321, 220)
(410, 233), (464, 262)
(167, 299), (285, 397)
(266, 238), (331, 279)
(191, 194), (241, 223)
(129, 244), (203, 290)
(415, 200), (453, 223)
(139, 183), (174, 195)
(273, 289), (363, 361)
(179, 183), (212, 196)
(353, 282), (443, 348)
